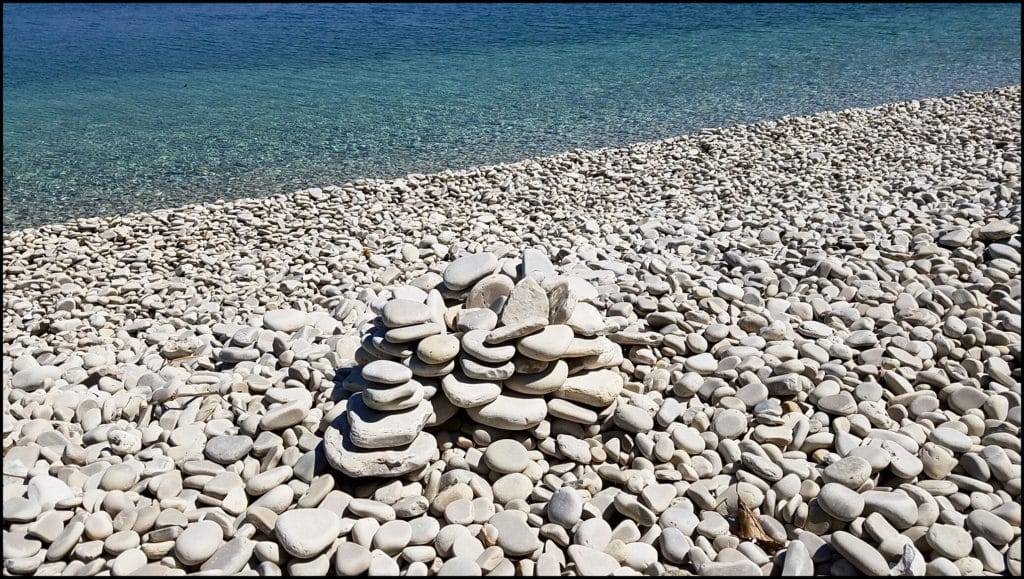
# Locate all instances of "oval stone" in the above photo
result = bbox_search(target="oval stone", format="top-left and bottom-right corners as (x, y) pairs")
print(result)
(361, 360), (413, 385)
(817, 483), (865, 522)
(275, 509), (342, 558)
(467, 393), (548, 431)
(443, 253), (499, 291)
(484, 440), (530, 474)
(417, 334), (460, 364)
(518, 325), (574, 362)
(381, 300), (432, 329)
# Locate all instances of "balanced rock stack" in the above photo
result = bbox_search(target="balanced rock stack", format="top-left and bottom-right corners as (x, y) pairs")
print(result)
(326, 250), (627, 478)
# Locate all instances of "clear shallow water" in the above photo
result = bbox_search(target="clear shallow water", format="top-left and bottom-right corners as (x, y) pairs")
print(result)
(3, 3), (1021, 231)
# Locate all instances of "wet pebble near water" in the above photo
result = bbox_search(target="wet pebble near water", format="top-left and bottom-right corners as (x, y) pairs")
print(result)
(2, 86), (1021, 576)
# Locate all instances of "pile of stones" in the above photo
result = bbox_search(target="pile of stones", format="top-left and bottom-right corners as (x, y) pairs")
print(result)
(326, 250), (630, 479)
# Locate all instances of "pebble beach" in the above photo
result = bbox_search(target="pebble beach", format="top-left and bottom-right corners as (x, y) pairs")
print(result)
(2, 85), (1021, 576)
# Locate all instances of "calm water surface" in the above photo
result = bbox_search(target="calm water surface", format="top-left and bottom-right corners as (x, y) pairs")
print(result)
(3, 3), (1021, 230)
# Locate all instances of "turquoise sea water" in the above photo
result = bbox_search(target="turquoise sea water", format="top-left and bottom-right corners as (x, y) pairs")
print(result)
(3, 3), (1021, 231)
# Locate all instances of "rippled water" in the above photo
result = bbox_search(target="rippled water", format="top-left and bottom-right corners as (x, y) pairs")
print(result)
(3, 3), (1021, 230)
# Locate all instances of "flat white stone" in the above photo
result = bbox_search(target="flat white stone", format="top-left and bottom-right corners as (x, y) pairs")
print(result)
(566, 302), (604, 336)
(484, 439), (530, 474)
(485, 318), (547, 344)
(462, 329), (516, 363)
(456, 308), (499, 332)
(361, 360), (414, 385)
(361, 380), (425, 411)
(12, 366), (63, 391)
(441, 372), (502, 408)
(501, 277), (550, 326)
(324, 413), (436, 478)
(459, 357), (515, 381)
(417, 334), (460, 364)
(489, 511), (541, 556)
(174, 520), (223, 566)
(275, 508), (342, 558)
(27, 475), (75, 510)
(467, 393), (548, 431)
(548, 399), (599, 425)
(408, 356), (456, 379)
(444, 253), (499, 291)
(262, 309), (307, 333)
(517, 325), (574, 361)
(568, 545), (621, 575)
(578, 337), (625, 370)
(521, 248), (556, 281)
(381, 299), (432, 328)
(346, 395), (432, 449)
(385, 322), (443, 343)
(555, 369), (623, 407)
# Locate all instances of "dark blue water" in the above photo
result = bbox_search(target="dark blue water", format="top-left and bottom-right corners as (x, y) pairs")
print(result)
(3, 3), (1021, 231)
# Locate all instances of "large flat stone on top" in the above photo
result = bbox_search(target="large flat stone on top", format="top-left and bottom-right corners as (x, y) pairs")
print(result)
(324, 413), (436, 478)
(546, 278), (578, 324)
(443, 253), (499, 291)
(501, 277), (550, 326)
(346, 394), (432, 450)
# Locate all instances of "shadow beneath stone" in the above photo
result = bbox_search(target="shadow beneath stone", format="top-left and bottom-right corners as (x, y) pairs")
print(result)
(329, 368), (352, 402)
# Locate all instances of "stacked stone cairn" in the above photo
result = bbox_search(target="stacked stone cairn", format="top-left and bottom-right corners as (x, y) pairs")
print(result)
(326, 250), (628, 478)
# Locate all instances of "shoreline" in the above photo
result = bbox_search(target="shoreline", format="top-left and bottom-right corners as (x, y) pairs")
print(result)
(3, 85), (1020, 239)
(2, 85), (1021, 576)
